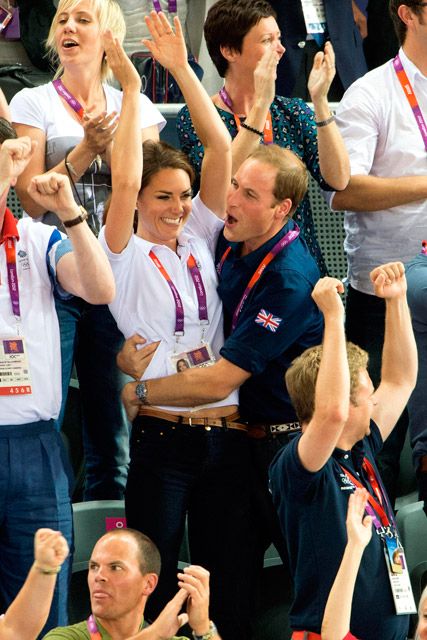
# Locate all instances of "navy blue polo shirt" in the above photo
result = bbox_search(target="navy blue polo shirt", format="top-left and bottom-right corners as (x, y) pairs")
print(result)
(269, 421), (409, 640)
(216, 220), (323, 424)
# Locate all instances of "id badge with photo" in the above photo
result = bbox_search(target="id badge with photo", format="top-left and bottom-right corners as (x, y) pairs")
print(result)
(169, 342), (216, 374)
(301, 0), (326, 34)
(382, 531), (416, 614)
(0, 336), (32, 395)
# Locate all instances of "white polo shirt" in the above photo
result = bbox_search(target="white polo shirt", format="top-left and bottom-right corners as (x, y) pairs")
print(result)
(0, 213), (71, 425)
(99, 194), (239, 412)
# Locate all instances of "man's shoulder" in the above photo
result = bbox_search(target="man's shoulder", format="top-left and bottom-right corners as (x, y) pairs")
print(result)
(43, 620), (89, 640)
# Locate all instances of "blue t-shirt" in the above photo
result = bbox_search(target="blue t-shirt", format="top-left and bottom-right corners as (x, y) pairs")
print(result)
(216, 220), (323, 424)
(269, 421), (409, 639)
(178, 96), (332, 275)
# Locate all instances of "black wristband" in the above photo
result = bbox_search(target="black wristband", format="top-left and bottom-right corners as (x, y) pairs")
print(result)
(240, 122), (263, 137)
(63, 206), (88, 228)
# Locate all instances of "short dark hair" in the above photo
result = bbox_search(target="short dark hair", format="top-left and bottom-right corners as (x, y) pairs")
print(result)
(140, 140), (195, 194)
(101, 528), (161, 576)
(389, 0), (425, 44)
(204, 0), (277, 77)
(0, 118), (17, 144)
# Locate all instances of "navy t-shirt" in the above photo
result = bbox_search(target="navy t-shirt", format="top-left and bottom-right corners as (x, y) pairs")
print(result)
(216, 220), (323, 424)
(269, 421), (409, 639)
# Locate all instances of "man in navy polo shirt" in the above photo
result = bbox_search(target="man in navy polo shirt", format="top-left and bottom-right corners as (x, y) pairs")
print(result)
(269, 264), (417, 639)
(122, 145), (323, 565)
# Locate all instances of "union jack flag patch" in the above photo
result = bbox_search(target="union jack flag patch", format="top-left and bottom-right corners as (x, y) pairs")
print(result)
(255, 309), (283, 333)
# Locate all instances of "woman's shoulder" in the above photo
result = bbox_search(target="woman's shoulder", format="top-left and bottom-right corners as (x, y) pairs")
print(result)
(273, 95), (314, 119)
(10, 82), (53, 109)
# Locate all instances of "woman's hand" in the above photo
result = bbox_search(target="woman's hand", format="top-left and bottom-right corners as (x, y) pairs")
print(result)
(102, 29), (141, 93)
(307, 41), (336, 103)
(253, 47), (279, 109)
(82, 108), (118, 156)
(142, 10), (188, 73)
(346, 488), (372, 550)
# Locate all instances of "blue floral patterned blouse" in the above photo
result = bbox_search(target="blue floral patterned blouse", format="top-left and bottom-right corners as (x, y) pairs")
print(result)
(177, 95), (332, 275)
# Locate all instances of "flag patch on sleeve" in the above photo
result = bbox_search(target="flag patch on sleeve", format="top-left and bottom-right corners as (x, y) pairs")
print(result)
(255, 309), (282, 332)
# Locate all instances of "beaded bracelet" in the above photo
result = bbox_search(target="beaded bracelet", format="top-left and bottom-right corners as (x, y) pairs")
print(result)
(240, 122), (263, 137)
(315, 114), (335, 128)
(34, 562), (62, 575)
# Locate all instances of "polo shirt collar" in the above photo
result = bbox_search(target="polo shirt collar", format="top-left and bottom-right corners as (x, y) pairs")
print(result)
(0, 208), (19, 244)
(135, 231), (190, 256)
(332, 437), (366, 472)
(228, 219), (296, 268)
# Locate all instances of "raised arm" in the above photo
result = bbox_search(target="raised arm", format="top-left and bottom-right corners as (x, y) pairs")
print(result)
(308, 42), (350, 191)
(297, 277), (350, 472)
(0, 136), (36, 214)
(143, 11), (231, 217)
(0, 529), (69, 640)
(27, 172), (115, 304)
(103, 31), (142, 253)
(321, 489), (372, 640)
(370, 262), (418, 441)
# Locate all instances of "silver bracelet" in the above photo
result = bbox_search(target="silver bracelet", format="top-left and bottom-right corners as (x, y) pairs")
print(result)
(315, 114), (335, 128)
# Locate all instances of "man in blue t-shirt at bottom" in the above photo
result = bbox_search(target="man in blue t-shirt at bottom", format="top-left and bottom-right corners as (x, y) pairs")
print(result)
(269, 263), (417, 640)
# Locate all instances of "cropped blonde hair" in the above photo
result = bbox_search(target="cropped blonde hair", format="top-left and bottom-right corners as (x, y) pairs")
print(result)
(46, 0), (126, 82)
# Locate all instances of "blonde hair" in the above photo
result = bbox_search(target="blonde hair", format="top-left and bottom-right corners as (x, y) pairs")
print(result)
(46, 0), (126, 82)
(285, 341), (369, 425)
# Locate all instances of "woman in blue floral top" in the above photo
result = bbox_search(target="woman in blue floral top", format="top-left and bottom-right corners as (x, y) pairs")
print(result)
(177, 0), (350, 275)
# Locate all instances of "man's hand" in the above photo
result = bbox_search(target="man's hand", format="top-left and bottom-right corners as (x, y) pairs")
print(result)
(178, 565), (211, 635)
(370, 261), (407, 299)
(117, 334), (160, 379)
(34, 528), (69, 573)
(0, 137), (36, 188)
(311, 276), (345, 319)
(134, 588), (188, 640)
(27, 173), (82, 223)
(346, 488), (372, 551)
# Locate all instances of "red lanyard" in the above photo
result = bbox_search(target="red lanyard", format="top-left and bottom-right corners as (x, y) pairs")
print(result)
(219, 87), (273, 144)
(339, 458), (391, 528)
(149, 250), (208, 335)
(217, 226), (300, 331)
(393, 54), (427, 152)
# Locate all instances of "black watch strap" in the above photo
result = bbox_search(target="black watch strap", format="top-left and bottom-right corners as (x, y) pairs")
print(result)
(63, 206), (88, 228)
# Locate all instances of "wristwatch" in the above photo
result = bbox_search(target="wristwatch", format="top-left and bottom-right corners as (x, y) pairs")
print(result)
(63, 206), (88, 228)
(135, 381), (150, 405)
(192, 621), (218, 640)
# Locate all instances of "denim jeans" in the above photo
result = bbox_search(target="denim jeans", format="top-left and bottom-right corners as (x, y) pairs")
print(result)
(0, 421), (73, 636)
(125, 417), (255, 640)
(345, 285), (408, 506)
(55, 296), (130, 500)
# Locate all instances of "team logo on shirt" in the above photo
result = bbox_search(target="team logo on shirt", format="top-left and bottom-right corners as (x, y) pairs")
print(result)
(255, 309), (282, 333)
(17, 249), (29, 271)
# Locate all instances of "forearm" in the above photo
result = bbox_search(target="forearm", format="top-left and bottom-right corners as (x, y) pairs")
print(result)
(1, 563), (57, 640)
(315, 314), (349, 424)
(381, 297), (417, 389)
(231, 95), (271, 174)
(332, 174), (427, 211)
(312, 96), (350, 192)
(321, 544), (365, 640)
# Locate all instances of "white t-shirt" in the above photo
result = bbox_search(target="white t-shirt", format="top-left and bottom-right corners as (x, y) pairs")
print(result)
(10, 82), (165, 231)
(99, 194), (238, 412)
(330, 48), (427, 294)
(0, 217), (71, 425)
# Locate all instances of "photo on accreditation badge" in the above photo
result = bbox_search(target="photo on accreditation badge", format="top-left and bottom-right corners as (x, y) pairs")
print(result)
(385, 536), (405, 575)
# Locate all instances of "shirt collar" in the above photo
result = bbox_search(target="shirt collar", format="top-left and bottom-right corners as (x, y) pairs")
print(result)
(228, 218), (296, 269)
(0, 208), (19, 244)
(332, 437), (366, 471)
(399, 46), (427, 84)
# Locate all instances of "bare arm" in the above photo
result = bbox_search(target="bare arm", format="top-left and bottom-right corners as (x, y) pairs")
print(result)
(297, 277), (350, 472)
(122, 357), (250, 421)
(27, 172), (115, 303)
(143, 11), (231, 217)
(321, 489), (372, 640)
(0, 88), (10, 120)
(0, 529), (68, 640)
(308, 42), (350, 191)
(332, 173), (427, 211)
(370, 262), (418, 441)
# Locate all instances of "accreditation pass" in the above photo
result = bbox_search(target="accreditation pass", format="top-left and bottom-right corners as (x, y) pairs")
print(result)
(0, 337), (32, 395)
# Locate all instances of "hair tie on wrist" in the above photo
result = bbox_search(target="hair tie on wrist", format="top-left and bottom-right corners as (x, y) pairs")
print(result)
(315, 114), (335, 128)
(240, 122), (263, 137)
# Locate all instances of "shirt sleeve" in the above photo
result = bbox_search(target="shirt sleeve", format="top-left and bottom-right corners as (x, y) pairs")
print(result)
(270, 434), (324, 503)
(10, 86), (46, 130)
(220, 267), (322, 375)
(46, 229), (73, 300)
(138, 92), (166, 132)
(184, 193), (224, 255)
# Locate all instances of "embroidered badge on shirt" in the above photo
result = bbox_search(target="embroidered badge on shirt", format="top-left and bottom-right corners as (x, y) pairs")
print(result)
(255, 309), (282, 332)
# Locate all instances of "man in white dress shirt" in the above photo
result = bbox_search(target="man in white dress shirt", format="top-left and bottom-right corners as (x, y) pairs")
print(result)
(331, 0), (427, 505)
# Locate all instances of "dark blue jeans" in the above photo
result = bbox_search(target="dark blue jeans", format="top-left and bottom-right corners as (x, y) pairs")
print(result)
(125, 417), (255, 640)
(55, 296), (130, 500)
(346, 285), (408, 506)
(0, 421), (73, 635)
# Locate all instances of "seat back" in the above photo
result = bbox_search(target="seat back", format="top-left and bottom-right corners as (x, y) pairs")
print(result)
(396, 501), (427, 574)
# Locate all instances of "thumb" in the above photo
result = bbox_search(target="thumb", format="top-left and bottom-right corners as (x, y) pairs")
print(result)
(312, 51), (324, 70)
(176, 613), (189, 629)
(130, 333), (147, 347)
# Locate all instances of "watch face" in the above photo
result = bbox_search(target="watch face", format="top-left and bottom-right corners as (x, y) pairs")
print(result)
(135, 382), (147, 402)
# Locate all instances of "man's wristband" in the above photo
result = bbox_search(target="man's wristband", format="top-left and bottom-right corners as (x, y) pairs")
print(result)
(192, 621), (218, 640)
(34, 562), (61, 575)
(63, 206), (89, 228)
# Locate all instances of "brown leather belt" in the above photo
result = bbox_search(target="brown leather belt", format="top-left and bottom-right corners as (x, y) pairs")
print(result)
(137, 407), (247, 432)
(247, 422), (301, 439)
